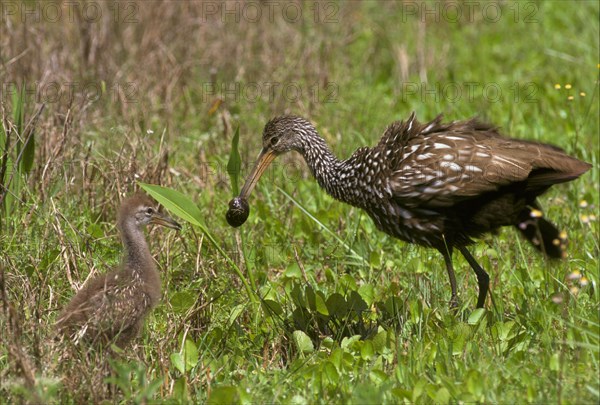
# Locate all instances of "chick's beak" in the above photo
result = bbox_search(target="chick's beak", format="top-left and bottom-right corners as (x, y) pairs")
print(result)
(150, 212), (182, 230)
(240, 148), (277, 199)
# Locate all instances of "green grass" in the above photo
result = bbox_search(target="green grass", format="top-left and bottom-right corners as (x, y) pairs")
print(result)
(1, 1), (598, 403)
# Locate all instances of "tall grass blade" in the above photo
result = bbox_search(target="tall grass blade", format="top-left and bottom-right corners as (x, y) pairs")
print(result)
(2, 86), (26, 218)
(227, 126), (241, 196)
(20, 125), (35, 175)
(12, 84), (24, 150)
(0, 112), (6, 151)
(277, 187), (368, 265)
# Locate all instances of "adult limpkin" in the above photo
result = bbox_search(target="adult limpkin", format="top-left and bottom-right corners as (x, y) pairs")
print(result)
(227, 113), (591, 308)
(57, 193), (181, 347)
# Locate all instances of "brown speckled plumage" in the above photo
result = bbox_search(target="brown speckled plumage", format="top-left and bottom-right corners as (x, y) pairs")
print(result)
(235, 113), (591, 308)
(56, 193), (181, 347)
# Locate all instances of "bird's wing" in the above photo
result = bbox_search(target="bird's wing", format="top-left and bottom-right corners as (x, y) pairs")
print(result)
(60, 273), (149, 344)
(387, 125), (583, 207)
(377, 112), (443, 157)
(86, 282), (149, 338)
(378, 113), (589, 208)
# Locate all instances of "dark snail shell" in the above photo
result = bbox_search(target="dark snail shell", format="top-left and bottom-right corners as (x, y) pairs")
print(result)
(226, 197), (250, 227)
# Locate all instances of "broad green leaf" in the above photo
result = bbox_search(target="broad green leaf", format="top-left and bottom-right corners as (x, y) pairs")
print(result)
(369, 369), (388, 385)
(170, 353), (185, 374)
(238, 384), (253, 405)
(182, 338), (199, 372)
(39, 248), (60, 274)
(207, 386), (239, 404)
(172, 377), (189, 401)
(289, 395), (308, 405)
(315, 292), (329, 316)
(290, 284), (306, 308)
(292, 307), (309, 330)
(549, 352), (560, 371)
(261, 299), (283, 316)
(339, 274), (357, 291)
(499, 321), (517, 341)
(293, 330), (314, 353)
(369, 250), (381, 267)
(138, 183), (203, 226)
(86, 223), (104, 239)
(341, 335), (361, 351)
(321, 337), (335, 350)
(170, 291), (196, 314)
(284, 263), (302, 279)
(466, 369), (483, 397)
(226, 304), (245, 329)
(467, 308), (486, 325)
(326, 293), (347, 317)
(360, 340), (374, 360)
(323, 361), (339, 386)
(358, 283), (375, 306)
(305, 285), (316, 311)
(433, 387), (450, 404)
(330, 348), (343, 370)
(227, 126), (242, 196)
(324, 267), (337, 283)
(372, 330), (388, 353)
(352, 382), (382, 404)
(391, 388), (412, 401)
(412, 377), (428, 402)
(348, 290), (368, 313)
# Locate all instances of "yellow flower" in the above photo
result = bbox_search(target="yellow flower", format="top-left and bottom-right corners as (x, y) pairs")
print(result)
(530, 209), (543, 218)
(565, 84), (572, 89)
(554, 84), (561, 89)
(567, 95), (574, 101)
(579, 200), (588, 208)
(580, 92), (586, 97)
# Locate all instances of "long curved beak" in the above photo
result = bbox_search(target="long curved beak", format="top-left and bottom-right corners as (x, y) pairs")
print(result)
(239, 148), (277, 199)
(150, 212), (182, 230)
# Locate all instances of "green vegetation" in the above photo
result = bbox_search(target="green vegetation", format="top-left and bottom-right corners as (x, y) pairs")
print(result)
(1, 1), (598, 403)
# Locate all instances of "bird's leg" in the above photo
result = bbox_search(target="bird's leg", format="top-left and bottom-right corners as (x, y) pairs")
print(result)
(458, 246), (489, 308)
(440, 248), (459, 308)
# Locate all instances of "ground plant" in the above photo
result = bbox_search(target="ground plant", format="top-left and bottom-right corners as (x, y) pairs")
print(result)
(0, 1), (598, 403)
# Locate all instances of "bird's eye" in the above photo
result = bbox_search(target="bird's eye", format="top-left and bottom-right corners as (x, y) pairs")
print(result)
(270, 137), (279, 147)
(146, 207), (154, 215)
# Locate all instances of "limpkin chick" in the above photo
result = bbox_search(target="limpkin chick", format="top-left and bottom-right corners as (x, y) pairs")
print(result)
(56, 193), (181, 347)
(231, 113), (591, 308)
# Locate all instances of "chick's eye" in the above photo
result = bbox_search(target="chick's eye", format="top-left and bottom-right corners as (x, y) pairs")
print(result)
(146, 207), (154, 215)
(270, 137), (279, 146)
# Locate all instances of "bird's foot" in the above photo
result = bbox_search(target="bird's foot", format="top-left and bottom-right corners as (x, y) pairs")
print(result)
(449, 295), (460, 311)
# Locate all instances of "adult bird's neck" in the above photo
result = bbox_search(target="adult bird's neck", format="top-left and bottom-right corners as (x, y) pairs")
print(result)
(297, 129), (360, 206)
(119, 220), (156, 276)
